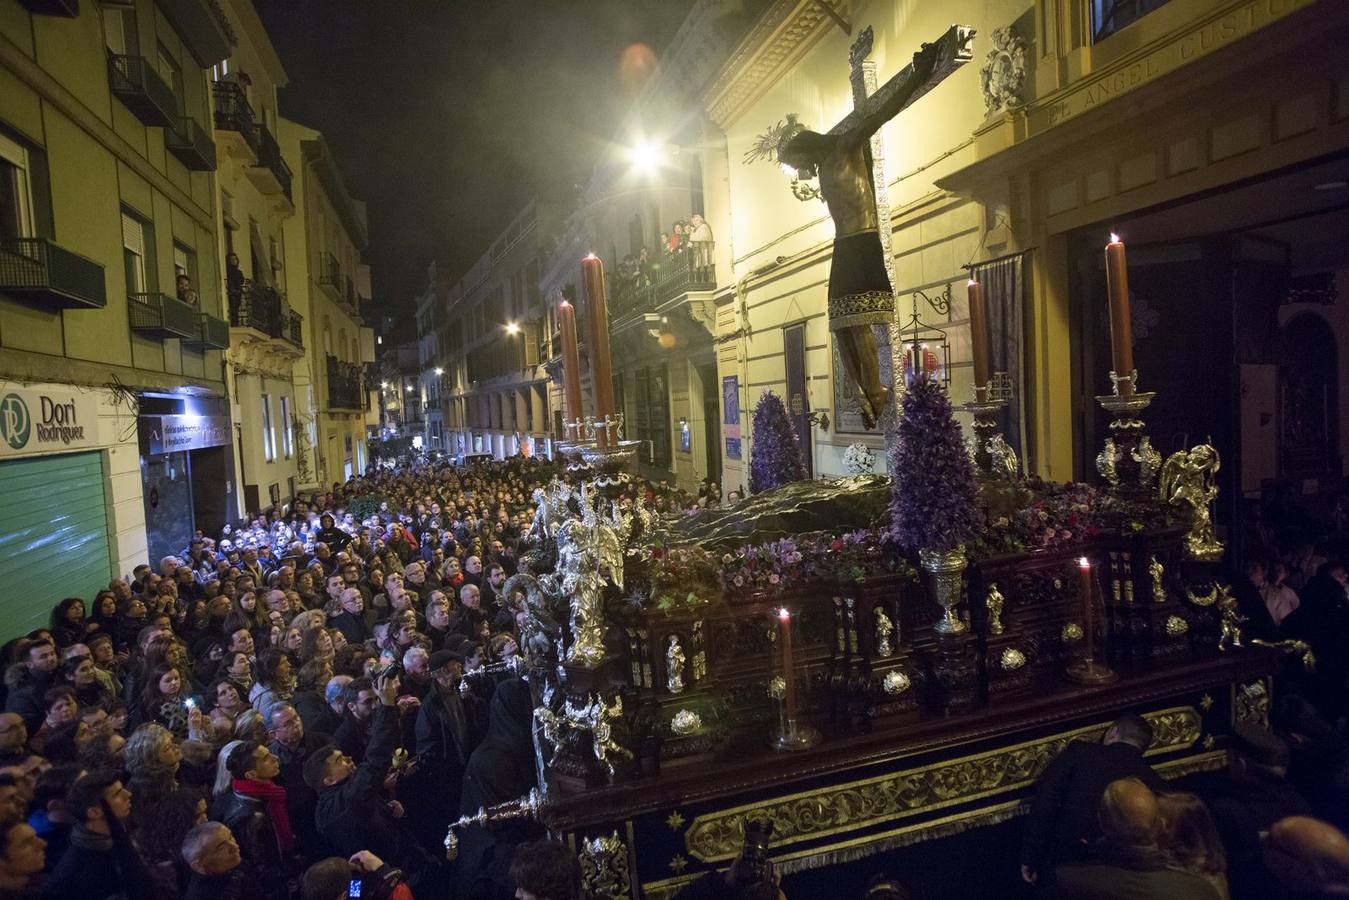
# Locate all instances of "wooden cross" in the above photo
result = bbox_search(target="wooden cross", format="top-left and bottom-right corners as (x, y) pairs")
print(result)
(838, 23), (975, 400)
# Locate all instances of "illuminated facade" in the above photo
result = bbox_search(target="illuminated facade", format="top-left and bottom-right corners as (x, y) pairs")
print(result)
(702, 0), (1348, 530)
(0, 0), (232, 597)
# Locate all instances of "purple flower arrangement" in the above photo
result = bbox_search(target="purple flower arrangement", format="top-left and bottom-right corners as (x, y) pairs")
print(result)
(889, 371), (978, 552)
(749, 390), (808, 494)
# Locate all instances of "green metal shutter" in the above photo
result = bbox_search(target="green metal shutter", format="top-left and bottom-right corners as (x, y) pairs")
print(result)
(0, 452), (112, 638)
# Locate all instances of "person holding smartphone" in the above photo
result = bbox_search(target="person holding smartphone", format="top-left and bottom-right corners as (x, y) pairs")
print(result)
(303, 669), (408, 870)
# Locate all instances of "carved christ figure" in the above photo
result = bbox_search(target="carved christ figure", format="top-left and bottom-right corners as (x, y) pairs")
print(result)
(774, 43), (940, 428)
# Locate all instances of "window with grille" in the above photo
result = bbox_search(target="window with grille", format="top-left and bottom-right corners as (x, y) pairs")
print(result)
(280, 395), (292, 458)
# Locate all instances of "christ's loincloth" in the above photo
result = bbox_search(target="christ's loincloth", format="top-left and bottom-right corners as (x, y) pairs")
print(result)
(827, 229), (894, 330)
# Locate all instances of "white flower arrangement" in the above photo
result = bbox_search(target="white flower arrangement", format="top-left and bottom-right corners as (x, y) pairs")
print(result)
(842, 441), (877, 475)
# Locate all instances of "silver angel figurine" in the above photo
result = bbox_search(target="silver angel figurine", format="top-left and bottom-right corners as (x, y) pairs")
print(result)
(874, 607), (894, 657)
(985, 583), (1005, 635)
(666, 636), (685, 694)
(1097, 438), (1119, 487)
(1159, 443), (1224, 561)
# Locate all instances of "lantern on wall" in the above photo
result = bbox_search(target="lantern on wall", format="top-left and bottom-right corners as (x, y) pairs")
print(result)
(898, 285), (952, 388)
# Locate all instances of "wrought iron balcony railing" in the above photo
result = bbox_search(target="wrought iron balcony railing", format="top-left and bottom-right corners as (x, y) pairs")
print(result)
(0, 238), (106, 310)
(212, 81), (258, 155)
(108, 54), (177, 127)
(166, 116), (216, 171)
(326, 354), (363, 410)
(252, 123), (293, 204)
(609, 241), (717, 319)
(128, 291), (198, 339)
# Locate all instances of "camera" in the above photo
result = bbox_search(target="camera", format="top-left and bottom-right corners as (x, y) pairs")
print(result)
(730, 818), (775, 887)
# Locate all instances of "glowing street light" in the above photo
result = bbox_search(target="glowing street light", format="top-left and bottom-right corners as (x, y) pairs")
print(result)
(628, 140), (662, 172)
(504, 322), (520, 335)
(434, 367), (444, 376)
(405, 384), (413, 392)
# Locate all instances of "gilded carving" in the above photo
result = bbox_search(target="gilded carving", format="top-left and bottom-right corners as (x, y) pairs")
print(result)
(579, 830), (631, 899)
(1160, 444), (1225, 561)
(1233, 679), (1270, 730)
(980, 25), (1027, 115)
(1000, 647), (1026, 671)
(683, 707), (1201, 861)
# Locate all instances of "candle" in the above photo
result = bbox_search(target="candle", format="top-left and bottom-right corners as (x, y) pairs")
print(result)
(1078, 556), (1096, 660)
(557, 296), (584, 436)
(778, 607), (797, 726)
(581, 254), (615, 446)
(1105, 234), (1134, 397)
(967, 279), (990, 399)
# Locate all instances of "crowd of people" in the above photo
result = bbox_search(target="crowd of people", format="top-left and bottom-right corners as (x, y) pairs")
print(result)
(1019, 710), (1349, 899)
(0, 451), (1346, 899)
(0, 457), (677, 900)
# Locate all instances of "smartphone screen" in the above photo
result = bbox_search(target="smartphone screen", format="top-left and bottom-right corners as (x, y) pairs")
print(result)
(348, 878), (362, 898)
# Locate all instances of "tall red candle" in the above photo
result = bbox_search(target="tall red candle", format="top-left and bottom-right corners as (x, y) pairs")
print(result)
(1078, 556), (1096, 660)
(778, 607), (798, 725)
(556, 297), (584, 435)
(967, 279), (990, 399)
(1105, 234), (1134, 397)
(581, 254), (615, 447)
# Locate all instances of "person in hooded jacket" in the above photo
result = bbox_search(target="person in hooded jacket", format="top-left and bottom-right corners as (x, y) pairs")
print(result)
(454, 677), (543, 900)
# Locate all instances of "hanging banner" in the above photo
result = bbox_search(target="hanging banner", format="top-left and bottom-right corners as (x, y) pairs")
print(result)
(0, 388), (100, 457)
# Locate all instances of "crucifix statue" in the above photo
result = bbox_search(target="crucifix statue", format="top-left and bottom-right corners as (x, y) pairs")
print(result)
(749, 25), (974, 428)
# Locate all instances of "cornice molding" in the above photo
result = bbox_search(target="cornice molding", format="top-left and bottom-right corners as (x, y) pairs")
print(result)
(702, 0), (848, 130)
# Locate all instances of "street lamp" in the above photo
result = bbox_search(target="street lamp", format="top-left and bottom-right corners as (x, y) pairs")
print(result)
(434, 367), (444, 376)
(504, 322), (520, 335)
(405, 384), (413, 392)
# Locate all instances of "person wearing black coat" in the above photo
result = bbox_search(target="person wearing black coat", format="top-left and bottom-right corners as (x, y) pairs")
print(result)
(455, 677), (543, 900)
(267, 703), (329, 860)
(181, 821), (247, 900)
(1019, 714), (1167, 887)
(5, 641), (58, 732)
(403, 651), (485, 857)
(314, 515), (351, 554)
(304, 671), (408, 866)
(214, 742), (288, 900)
(43, 771), (159, 900)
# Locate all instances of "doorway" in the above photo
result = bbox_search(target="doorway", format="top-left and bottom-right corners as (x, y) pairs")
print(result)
(697, 363), (722, 487)
(784, 323), (813, 477)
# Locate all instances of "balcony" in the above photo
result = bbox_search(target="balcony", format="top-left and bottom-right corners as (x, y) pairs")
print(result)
(185, 313), (229, 350)
(246, 123), (293, 205)
(318, 252), (342, 298)
(610, 242), (717, 319)
(128, 292), (198, 339)
(20, 0), (78, 15)
(212, 81), (258, 160)
(107, 54), (177, 128)
(166, 116), (216, 171)
(288, 309), (304, 348)
(0, 239), (106, 310)
(326, 354), (363, 410)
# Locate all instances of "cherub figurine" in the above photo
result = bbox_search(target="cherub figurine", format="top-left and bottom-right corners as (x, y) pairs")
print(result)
(874, 607), (894, 657)
(1217, 586), (1246, 651)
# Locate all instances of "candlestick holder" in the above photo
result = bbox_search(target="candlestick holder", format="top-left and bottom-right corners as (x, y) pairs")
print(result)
(961, 391), (1018, 483)
(557, 420), (596, 482)
(1095, 371), (1161, 500)
(580, 439), (641, 499)
(770, 716), (822, 751)
(1065, 560), (1118, 686)
(1064, 652), (1119, 685)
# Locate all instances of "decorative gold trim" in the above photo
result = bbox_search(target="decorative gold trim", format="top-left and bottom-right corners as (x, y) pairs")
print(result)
(684, 706), (1201, 862)
(1233, 678), (1271, 729)
(645, 748), (1224, 894)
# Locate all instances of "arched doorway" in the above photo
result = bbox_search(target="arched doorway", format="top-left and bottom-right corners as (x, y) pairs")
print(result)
(1279, 312), (1339, 477)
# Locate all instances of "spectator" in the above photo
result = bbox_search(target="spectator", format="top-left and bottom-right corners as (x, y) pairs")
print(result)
(1021, 714), (1166, 885)
(180, 821), (244, 900)
(1051, 778), (1222, 899)
(510, 839), (584, 900)
(1157, 791), (1229, 898)
(0, 815), (45, 899)
(1263, 816), (1349, 898)
(43, 770), (158, 900)
(217, 741), (289, 898)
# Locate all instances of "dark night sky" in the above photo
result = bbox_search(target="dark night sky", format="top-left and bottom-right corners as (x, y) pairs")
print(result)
(256, 0), (693, 320)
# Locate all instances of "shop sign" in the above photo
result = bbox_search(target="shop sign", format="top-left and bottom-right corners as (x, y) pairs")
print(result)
(139, 414), (232, 454)
(0, 388), (100, 457)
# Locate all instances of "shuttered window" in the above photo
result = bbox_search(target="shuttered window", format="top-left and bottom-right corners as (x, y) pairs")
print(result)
(0, 452), (111, 638)
(122, 211), (146, 295)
